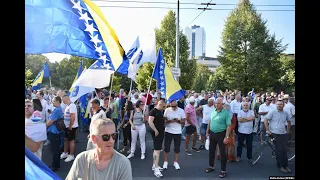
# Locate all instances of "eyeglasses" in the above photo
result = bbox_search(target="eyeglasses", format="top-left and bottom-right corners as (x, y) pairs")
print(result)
(97, 133), (118, 141)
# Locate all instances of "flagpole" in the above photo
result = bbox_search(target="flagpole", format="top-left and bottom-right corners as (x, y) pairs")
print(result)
(49, 76), (52, 88)
(143, 60), (157, 114)
(129, 79), (133, 97)
(108, 72), (114, 108)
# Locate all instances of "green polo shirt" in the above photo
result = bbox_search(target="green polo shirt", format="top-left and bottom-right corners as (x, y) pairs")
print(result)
(209, 108), (231, 133)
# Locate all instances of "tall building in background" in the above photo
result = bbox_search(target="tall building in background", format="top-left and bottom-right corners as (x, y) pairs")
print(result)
(184, 25), (206, 59)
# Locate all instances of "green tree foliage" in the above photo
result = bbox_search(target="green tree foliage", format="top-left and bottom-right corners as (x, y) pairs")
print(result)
(136, 10), (196, 90)
(279, 54), (295, 86)
(192, 64), (212, 92)
(215, 0), (287, 93)
(25, 68), (33, 87)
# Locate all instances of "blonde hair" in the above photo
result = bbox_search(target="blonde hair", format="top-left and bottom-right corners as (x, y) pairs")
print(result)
(91, 118), (115, 136)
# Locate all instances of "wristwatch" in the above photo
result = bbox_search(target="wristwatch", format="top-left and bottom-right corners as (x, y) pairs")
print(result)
(226, 136), (229, 139)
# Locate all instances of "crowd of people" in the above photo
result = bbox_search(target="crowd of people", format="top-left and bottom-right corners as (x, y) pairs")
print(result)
(25, 87), (295, 179)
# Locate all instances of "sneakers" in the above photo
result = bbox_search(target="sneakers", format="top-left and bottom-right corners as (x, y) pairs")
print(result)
(152, 165), (164, 171)
(191, 147), (200, 152)
(141, 153), (145, 160)
(284, 167), (292, 173)
(60, 152), (68, 159)
(185, 150), (192, 156)
(65, 155), (75, 162)
(163, 161), (168, 169)
(173, 162), (180, 170)
(154, 167), (163, 178)
(199, 145), (205, 150)
(278, 167), (288, 173)
(127, 153), (134, 159)
(235, 157), (241, 162)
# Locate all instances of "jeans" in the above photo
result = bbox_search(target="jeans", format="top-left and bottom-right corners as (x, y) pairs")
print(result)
(59, 131), (65, 148)
(196, 116), (202, 135)
(48, 132), (60, 168)
(253, 116), (260, 133)
(131, 124), (146, 154)
(237, 132), (253, 159)
(273, 134), (288, 168)
(209, 130), (227, 171)
(122, 123), (132, 147)
(181, 126), (186, 137)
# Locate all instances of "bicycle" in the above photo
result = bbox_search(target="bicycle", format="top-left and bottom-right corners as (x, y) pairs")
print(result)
(251, 134), (295, 166)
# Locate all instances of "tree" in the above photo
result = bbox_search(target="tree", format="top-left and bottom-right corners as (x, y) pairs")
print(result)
(56, 56), (94, 89)
(25, 68), (33, 87)
(192, 64), (212, 92)
(25, 54), (49, 79)
(208, 67), (229, 91)
(216, 0), (287, 93)
(135, 10), (196, 90)
(279, 54), (295, 90)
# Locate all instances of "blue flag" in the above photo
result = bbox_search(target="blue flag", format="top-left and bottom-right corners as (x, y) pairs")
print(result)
(25, 147), (61, 180)
(25, 0), (129, 74)
(152, 48), (186, 102)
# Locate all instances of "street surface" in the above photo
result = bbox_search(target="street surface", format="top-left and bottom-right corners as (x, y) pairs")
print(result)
(42, 131), (295, 180)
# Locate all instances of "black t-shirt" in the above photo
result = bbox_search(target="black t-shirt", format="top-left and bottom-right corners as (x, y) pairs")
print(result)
(149, 108), (165, 134)
(200, 99), (208, 106)
(100, 106), (112, 119)
(177, 100), (185, 110)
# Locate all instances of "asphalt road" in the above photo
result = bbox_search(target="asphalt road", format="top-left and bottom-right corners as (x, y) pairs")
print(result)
(42, 131), (295, 180)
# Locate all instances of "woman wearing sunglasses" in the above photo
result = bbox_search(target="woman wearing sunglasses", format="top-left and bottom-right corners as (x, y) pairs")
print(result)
(127, 100), (147, 160)
(66, 118), (132, 180)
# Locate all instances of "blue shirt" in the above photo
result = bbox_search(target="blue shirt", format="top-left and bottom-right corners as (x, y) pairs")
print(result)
(47, 106), (64, 134)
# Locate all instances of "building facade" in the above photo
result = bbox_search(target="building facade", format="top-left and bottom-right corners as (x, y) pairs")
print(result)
(184, 25), (206, 59)
(196, 57), (221, 72)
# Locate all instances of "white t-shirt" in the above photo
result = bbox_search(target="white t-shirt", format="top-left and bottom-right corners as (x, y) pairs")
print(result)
(237, 110), (255, 134)
(61, 102), (67, 114)
(202, 105), (215, 124)
(284, 102), (295, 125)
(270, 103), (277, 110)
(230, 99), (241, 114)
(64, 103), (79, 128)
(164, 107), (186, 134)
(131, 98), (139, 104)
(258, 103), (273, 122)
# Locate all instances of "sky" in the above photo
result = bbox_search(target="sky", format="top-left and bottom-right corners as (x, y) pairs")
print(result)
(43, 0), (295, 63)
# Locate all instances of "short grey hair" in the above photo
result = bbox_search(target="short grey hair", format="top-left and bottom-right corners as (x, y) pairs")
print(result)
(91, 118), (115, 136)
(208, 98), (214, 103)
(216, 97), (223, 104)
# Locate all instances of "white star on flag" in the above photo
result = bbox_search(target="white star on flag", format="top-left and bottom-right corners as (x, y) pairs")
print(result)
(98, 54), (107, 62)
(159, 71), (163, 75)
(160, 82), (165, 86)
(161, 60), (165, 64)
(90, 34), (102, 46)
(84, 22), (97, 36)
(160, 76), (164, 80)
(160, 65), (164, 69)
(79, 11), (92, 25)
(95, 45), (106, 55)
(70, 0), (84, 13)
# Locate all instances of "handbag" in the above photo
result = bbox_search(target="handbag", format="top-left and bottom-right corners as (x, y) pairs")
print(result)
(54, 118), (66, 131)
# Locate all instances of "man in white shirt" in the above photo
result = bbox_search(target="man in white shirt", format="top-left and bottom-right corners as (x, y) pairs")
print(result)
(258, 97), (273, 144)
(231, 94), (241, 134)
(236, 102), (255, 162)
(87, 99), (106, 150)
(283, 96), (295, 141)
(162, 100), (186, 170)
(60, 95), (78, 163)
(196, 99), (215, 150)
(36, 91), (48, 122)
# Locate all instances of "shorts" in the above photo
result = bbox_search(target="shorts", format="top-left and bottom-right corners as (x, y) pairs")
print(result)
(200, 123), (208, 137)
(164, 132), (181, 153)
(64, 128), (78, 141)
(185, 125), (197, 135)
(260, 122), (266, 132)
(151, 132), (164, 150)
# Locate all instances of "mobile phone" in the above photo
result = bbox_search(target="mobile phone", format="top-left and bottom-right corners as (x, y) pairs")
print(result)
(47, 109), (52, 113)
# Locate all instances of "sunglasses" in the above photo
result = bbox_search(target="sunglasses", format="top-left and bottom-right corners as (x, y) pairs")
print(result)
(97, 133), (118, 141)
(171, 106), (177, 108)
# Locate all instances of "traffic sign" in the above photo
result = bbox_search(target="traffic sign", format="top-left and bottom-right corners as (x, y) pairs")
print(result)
(170, 67), (181, 77)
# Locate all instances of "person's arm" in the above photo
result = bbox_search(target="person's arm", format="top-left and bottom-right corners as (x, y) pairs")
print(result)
(129, 110), (135, 128)
(148, 116), (159, 136)
(25, 134), (42, 153)
(206, 119), (211, 137)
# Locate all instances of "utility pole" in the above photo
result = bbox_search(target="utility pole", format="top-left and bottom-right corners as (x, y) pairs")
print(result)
(175, 0), (180, 82)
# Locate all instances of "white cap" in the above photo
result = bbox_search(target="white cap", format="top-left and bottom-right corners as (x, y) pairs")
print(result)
(188, 96), (195, 103)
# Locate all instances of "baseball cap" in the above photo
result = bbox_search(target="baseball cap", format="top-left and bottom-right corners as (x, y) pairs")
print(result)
(188, 96), (195, 103)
